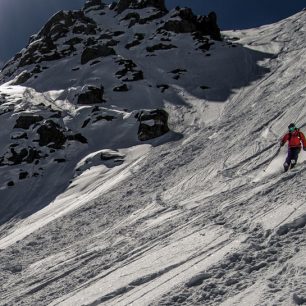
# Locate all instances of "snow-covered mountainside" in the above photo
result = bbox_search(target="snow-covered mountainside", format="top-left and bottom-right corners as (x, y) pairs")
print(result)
(0, 0), (306, 304)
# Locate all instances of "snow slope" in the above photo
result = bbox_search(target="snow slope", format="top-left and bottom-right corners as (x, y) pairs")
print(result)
(0, 4), (306, 306)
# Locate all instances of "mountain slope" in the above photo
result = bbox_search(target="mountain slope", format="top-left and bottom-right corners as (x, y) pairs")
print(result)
(0, 2), (306, 306)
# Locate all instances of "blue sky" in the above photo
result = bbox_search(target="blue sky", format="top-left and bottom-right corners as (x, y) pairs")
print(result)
(0, 0), (305, 65)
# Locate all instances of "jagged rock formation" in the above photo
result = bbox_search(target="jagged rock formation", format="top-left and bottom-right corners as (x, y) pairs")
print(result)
(0, 0), (226, 193)
(161, 8), (221, 40)
(114, 0), (167, 14)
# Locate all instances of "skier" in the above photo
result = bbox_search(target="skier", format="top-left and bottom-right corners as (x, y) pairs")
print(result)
(280, 123), (306, 172)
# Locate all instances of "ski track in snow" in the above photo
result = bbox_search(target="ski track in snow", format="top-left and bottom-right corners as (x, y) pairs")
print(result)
(0, 7), (306, 306)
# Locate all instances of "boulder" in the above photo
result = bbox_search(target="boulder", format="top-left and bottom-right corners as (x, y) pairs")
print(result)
(136, 109), (169, 141)
(81, 45), (116, 65)
(37, 120), (67, 149)
(77, 85), (105, 104)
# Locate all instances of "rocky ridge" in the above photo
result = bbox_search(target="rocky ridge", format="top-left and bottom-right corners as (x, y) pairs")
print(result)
(0, 0), (226, 195)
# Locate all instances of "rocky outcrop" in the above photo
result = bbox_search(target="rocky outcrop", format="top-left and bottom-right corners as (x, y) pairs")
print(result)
(84, 0), (106, 11)
(115, 0), (167, 14)
(160, 8), (221, 41)
(37, 120), (67, 149)
(3, 147), (43, 165)
(77, 85), (105, 104)
(115, 59), (144, 82)
(14, 115), (44, 129)
(81, 45), (116, 65)
(136, 109), (169, 141)
(34, 10), (96, 41)
(11, 71), (32, 85)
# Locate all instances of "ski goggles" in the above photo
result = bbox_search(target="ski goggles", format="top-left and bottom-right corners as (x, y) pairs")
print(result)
(289, 127), (295, 132)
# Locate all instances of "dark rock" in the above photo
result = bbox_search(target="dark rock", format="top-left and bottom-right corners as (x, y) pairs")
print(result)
(115, 59), (144, 81)
(90, 60), (101, 66)
(37, 120), (67, 149)
(100, 151), (123, 160)
(85, 37), (97, 46)
(115, 0), (167, 14)
(170, 68), (187, 74)
(54, 158), (66, 163)
(7, 181), (15, 187)
(36, 10), (96, 40)
(125, 40), (141, 49)
(73, 24), (96, 35)
(157, 84), (169, 93)
(84, 0), (106, 10)
(82, 118), (91, 128)
(113, 84), (129, 92)
(7, 148), (28, 165)
(199, 12), (221, 41)
(136, 109), (169, 141)
(18, 37), (61, 67)
(81, 45), (116, 65)
(77, 86), (105, 104)
(146, 43), (177, 52)
(113, 31), (125, 36)
(64, 37), (83, 46)
(93, 115), (115, 122)
(49, 23), (69, 40)
(19, 171), (29, 180)
(122, 12), (140, 21)
(26, 148), (43, 163)
(67, 133), (88, 144)
(160, 8), (221, 41)
(32, 65), (42, 74)
(106, 39), (119, 47)
(99, 33), (113, 39)
(12, 71), (32, 85)
(14, 115), (44, 129)
(293, 293), (306, 305)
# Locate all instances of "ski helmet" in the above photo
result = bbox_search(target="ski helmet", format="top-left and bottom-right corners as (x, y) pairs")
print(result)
(288, 123), (296, 132)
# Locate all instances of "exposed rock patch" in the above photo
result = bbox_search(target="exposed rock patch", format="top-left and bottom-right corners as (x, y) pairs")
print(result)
(136, 109), (169, 141)
(81, 45), (116, 64)
(77, 85), (105, 104)
(14, 115), (44, 129)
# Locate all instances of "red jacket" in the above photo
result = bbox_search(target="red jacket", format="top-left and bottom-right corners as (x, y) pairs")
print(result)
(281, 129), (306, 148)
